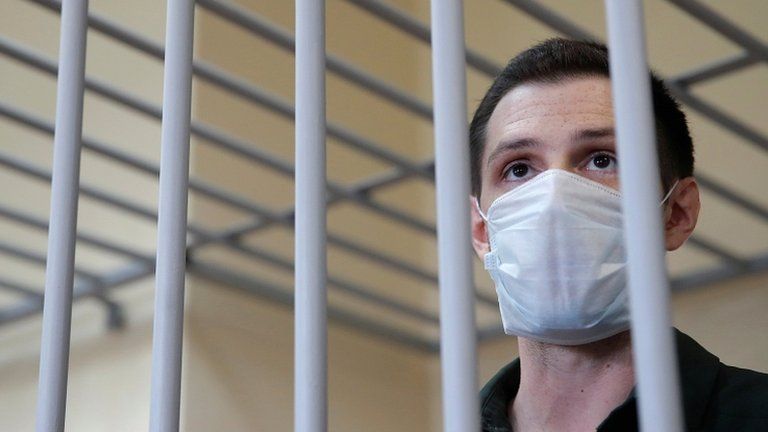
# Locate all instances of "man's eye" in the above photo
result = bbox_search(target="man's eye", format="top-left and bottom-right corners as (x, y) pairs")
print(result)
(587, 154), (617, 171)
(504, 163), (531, 180)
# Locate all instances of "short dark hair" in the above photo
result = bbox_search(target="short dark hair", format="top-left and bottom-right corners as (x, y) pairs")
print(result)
(468, 38), (694, 198)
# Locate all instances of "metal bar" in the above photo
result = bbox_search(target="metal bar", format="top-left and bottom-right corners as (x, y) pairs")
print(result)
(196, 0), (433, 120)
(294, 0), (328, 430)
(686, 237), (747, 269)
(0, 150), (185, 233)
(669, 52), (759, 88)
(665, 0), (768, 62)
(34, 1), (88, 429)
(671, 251), (768, 292)
(694, 173), (768, 222)
(665, 81), (768, 152)
(345, 0), (501, 76)
(605, 1), (684, 431)
(226, 241), (438, 324)
(0, 203), (136, 328)
(430, 1), (479, 430)
(0, 204), (152, 264)
(0, 261), (153, 326)
(353, 160), (434, 195)
(188, 260), (439, 353)
(502, 0), (597, 41)
(148, 1), (195, 431)
(0, 285), (85, 325)
(0, 239), (122, 328)
(0, 240), (97, 281)
(29, 0), (433, 181)
(0, 276), (44, 299)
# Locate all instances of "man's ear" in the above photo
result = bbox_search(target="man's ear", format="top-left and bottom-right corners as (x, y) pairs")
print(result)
(664, 177), (700, 251)
(470, 195), (491, 257)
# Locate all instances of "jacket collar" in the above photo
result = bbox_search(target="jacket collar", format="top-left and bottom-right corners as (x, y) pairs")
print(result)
(480, 358), (519, 432)
(674, 329), (721, 430)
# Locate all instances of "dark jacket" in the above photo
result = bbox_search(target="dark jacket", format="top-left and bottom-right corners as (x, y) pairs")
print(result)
(480, 329), (768, 431)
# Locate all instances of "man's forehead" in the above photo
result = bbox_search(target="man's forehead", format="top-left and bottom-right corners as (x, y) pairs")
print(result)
(483, 77), (615, 156)
(489, 78), (613, 126)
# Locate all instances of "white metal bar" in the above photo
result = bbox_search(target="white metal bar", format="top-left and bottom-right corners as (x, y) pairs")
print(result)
(34, 0), (89, 430)
(604, 1), (684, 431)
(294, 0), (327, 431)
(148, 0), (195, 431)
(429, 1), (479, 431)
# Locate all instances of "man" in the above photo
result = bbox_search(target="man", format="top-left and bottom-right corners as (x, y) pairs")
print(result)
(469, 39), (768, 431)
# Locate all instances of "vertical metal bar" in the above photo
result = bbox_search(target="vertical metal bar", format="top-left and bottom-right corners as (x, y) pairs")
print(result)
(148, 1), (195, 431)
(429, 1), (479, 431)
(34, 1), (89, 430)
(604, 1), (684, 431)
(294, 1), (327, 432)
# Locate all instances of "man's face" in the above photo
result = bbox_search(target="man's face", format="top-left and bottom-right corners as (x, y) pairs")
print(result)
(477, 76), (618, 212)
(470, 75), (700, 256)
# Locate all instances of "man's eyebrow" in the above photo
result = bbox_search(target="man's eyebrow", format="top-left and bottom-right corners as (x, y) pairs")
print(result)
(572, 127), (615, 142)
(486, 138), (539, 168)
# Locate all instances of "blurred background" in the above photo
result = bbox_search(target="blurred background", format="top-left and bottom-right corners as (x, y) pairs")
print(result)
(0, 0), (766, 430)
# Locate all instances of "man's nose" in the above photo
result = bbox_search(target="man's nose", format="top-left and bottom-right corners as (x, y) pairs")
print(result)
(545, 157), (575, 174)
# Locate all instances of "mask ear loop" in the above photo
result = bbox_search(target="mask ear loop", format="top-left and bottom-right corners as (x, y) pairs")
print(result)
(473, 196), (489, 222)
(659, 179), (680, 207)
(473, 197), (496, 257)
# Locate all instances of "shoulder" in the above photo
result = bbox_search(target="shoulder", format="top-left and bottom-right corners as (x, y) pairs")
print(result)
(701, 361), (768, 430)
(674, 329), (768, 430)
(711, 363), (768, 415)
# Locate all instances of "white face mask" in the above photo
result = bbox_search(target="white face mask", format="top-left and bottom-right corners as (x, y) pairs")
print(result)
(477, 169), (677, 345)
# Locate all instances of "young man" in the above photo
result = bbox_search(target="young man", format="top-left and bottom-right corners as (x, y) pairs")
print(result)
(469, 39), (768, 431)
